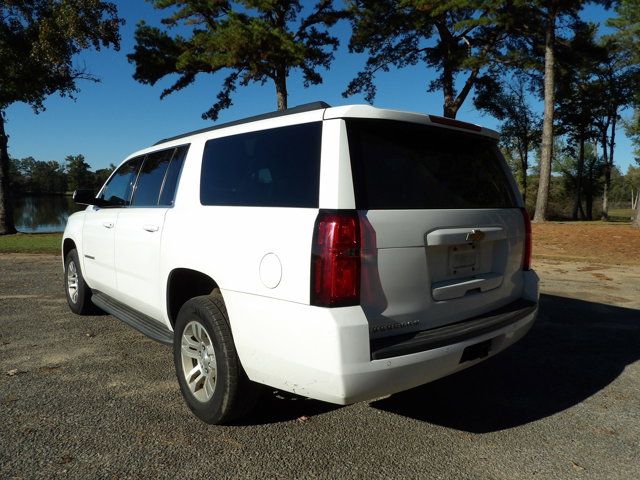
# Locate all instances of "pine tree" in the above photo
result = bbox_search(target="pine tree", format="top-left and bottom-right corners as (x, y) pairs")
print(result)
(128, 0), (347, 120)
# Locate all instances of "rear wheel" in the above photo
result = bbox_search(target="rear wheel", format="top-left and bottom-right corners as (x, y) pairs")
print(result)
(64, 249), (97, 315)
(173, 293), (260, 424)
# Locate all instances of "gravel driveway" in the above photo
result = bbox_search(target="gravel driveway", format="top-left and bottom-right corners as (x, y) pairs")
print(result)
(1, 254), (639, 479)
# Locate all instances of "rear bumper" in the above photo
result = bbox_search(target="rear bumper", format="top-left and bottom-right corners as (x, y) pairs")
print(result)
(370, 298), (536, 360)
(223, 270), (539, 405)
(335, 304), (537, 404)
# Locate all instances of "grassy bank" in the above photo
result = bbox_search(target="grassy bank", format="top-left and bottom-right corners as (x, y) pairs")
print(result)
(0, 233), (62, 254)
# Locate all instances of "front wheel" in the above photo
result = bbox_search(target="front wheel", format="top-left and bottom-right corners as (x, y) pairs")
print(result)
(173, 294), (260, 424)
(64, 249), (98, 315)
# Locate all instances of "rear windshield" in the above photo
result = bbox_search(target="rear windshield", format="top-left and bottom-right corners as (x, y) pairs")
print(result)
(346, 119), (517, 209)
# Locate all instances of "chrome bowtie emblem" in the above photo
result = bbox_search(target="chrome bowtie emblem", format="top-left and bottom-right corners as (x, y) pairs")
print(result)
(466, 229), (485, 242)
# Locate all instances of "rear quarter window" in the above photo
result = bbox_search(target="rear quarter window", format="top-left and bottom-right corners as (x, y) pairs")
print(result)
(346, 119), (517, 210)
(200, 122), (322, 208)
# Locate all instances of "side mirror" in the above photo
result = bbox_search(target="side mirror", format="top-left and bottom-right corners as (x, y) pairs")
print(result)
(73, 189), (103, 206)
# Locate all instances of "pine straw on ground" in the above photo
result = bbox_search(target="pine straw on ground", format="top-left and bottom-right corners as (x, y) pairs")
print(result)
(532, 222), (640, 266)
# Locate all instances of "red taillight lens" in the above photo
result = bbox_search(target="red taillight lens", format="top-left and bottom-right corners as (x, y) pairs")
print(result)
(311, 210), (360, 307)
(520, 207), (532, 270)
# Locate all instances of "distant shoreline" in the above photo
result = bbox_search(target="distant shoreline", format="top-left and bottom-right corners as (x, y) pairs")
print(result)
(12, 192), (73, 197)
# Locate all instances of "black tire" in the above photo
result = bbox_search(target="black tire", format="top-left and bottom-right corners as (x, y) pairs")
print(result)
(173, 293), (261, 424)
(64, 248), (98, 315)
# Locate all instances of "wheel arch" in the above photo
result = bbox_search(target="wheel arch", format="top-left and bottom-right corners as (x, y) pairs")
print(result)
(166, 268), (219, 328)
(62, 238), (76, 260)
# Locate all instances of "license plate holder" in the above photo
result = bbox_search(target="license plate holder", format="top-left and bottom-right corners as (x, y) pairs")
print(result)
(448, 243), (478, 276)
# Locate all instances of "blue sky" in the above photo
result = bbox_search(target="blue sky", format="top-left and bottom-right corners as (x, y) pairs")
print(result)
(4, 1), (637, 173)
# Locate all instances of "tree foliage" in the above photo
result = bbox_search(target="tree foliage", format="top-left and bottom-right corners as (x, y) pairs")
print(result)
(65, 154), (94, 191)
(344, 0), (514, 118)
(553, 22), (607, 219)
(607, 0), (640, 64)
(0, 0), (122, 234)
(476, 74), (541, 202)
(0, 0), (122, 111)
(605, 0), (640, 226)
(11, 157), (66, 194)
(508, 0), (591, 223)
(128, 0), (347, 120)
(10, 155), (113, 195)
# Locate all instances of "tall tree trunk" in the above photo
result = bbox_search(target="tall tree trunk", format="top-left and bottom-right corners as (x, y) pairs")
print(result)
(585, 169), (593, 221)
(633, 193), (640, 228)
(602, 116), (618, 220)
(600, 167), (610, 220)
(533, 13), (556, 223)
(435, 22), (457, 119)
(0, 110), (17, 235)
(441, 61), (456, 118)
(521, 143), (529, 205)
(274, 67), (288, 111)
(602, 116), (617, 220)
(572, 137), (585, 220)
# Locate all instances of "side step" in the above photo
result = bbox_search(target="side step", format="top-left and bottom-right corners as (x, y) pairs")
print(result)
(92, 291), (173, 346)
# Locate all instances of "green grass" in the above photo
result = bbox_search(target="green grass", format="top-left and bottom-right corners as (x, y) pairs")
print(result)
(608, 208), (635, 218)
(0, 233), (62, 254)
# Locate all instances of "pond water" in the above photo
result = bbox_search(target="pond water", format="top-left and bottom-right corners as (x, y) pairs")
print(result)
(13, 195), (84, 233)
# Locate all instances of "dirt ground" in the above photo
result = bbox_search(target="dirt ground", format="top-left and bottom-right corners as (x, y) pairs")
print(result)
(532, 222), (640, 265)
(0, 222), (639, 479)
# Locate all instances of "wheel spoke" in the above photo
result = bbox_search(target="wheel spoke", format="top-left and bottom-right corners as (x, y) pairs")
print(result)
(182, 334), (200, 350)
(203, 374), (215, 398)
(186, 365), (202, 383)
(189, 372), (205, 393)
(181, 343), (199, 359)
(196, 322), (206, 343)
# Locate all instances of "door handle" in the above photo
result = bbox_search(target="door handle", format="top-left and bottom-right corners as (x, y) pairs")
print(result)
(102, 221), (114, 229)
(143, 224), (159, 232)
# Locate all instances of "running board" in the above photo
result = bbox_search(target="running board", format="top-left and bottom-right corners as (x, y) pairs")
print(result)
(91, 291), (173, 346)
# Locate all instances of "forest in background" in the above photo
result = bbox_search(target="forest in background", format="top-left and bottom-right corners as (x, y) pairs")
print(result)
(8, 155), (114, 196)
(7, 146), (640, 222)
(1, 1), (639, 234)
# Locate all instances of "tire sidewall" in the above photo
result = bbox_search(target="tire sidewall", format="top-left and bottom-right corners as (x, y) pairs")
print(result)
(64, 249), (88, 314)
(173, 298), (234, 424)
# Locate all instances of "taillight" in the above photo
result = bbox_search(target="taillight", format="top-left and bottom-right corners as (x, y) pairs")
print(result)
(520, 207), (532, 270)
(311, 210), (360, 307)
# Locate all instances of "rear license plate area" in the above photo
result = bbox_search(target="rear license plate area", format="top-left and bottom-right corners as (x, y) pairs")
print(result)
(460, 339), (491, 364)
(448, 244), (478, 276)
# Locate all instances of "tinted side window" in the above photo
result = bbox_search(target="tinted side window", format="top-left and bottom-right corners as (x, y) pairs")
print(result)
(131, 149), (174, 207)
(346, 120), (516, 210)
(158, 145), (189, 206)
(98, 157), (143, 207)
(200, 122), (322, 207)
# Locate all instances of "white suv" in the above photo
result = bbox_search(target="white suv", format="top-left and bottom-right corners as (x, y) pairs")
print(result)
(63, 102), (539, 424)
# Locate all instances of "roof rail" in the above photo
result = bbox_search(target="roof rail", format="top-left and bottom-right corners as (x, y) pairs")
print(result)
(154, 101), (331, 146)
